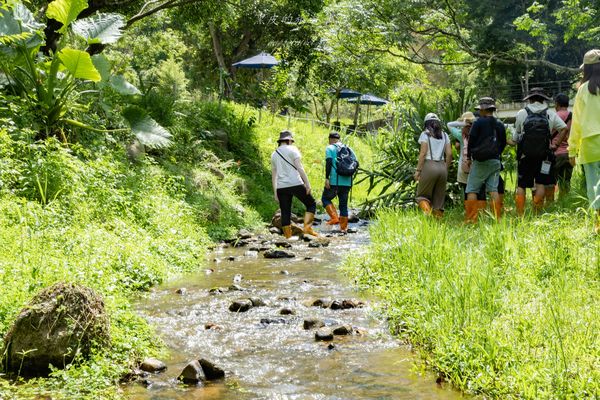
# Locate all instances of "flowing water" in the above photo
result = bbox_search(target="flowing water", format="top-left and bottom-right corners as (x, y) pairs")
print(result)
(125, 224), (467, 400)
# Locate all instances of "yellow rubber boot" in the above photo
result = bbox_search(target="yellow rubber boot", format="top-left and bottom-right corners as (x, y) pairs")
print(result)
(303, 212), (319, 237)
(325, 204), (340, 225)
(282, 225), (292, 239)
(432, 209), (444, 219)
(339, 216), (349, 233)
(418, 200), (432, 215)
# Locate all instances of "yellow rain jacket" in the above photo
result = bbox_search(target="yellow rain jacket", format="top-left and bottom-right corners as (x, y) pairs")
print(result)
(569, 82), (600, 164)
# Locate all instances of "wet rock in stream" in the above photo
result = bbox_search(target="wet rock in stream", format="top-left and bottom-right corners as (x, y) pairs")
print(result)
(228, 284), (245, 291)
(178, 359), (224, 384)
(315, 328), (334, 341)
(229, 299), (253, 312)
(303, 318), (325, 330)
(264, 249), (295, 259)
(237, 229), (253, 239)
(260, 318), (287, 325)
(139, 358), (167, 373)
(332, 325), (353, 336)
(175, 288), (187, 295)
(272, 240), (292, 248)
(310, 298), (331, 308)
(249, 297), (267, 307)
(279, 308), (295, 315)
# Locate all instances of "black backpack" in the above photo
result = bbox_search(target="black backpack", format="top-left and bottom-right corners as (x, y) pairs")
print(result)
(335, 144), (359, 176)
(519, 107), (551, 158)
(470, 120), (498, 161)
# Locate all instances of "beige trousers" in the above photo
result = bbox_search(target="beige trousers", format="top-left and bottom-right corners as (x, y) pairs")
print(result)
(416, 160), (448, 210)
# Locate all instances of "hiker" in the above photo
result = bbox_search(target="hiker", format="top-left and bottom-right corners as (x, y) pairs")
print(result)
(547, 93), (574, 200)
(447, 112), (476, 196)
(271, 130), (318, 238)
(464, 97), (506, 222)
(449, 112), (507, 213)
(414, 113), (452, 218)
(322, 132), (358, 233)
(569, 49), (600, 234)
(513, 88), (567, 215)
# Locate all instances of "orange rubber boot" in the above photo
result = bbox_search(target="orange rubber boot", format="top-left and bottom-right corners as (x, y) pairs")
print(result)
(532, 195), (544, 214)
(325, 204), (340, 225)
(418, 200), (432, 215)
(282, 225), (292, 239)
(432, 209), (444, 219)
(339, 216), (349, 233)
(303, 212), (319, 237)
(464, 200), (479, 223)
(515, 194), (526, 217)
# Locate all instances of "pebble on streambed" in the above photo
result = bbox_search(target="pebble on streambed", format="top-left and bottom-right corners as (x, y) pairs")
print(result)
(178, 359), (225, 385)
(139, 358), (167, 373)
(315, 328), (334, 341)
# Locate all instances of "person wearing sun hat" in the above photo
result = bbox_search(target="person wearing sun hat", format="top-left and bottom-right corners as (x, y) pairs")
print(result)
(270, 130), (318, 238)
(569, 49), (600, 233)
(513, 87), (567, 215)
(414, 113), (452, 218)
(464, 97), (506, 222)
(447, 112), (478, 197)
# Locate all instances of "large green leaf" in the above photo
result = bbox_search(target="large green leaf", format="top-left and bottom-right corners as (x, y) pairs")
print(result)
(91, 53), (111, 81)
(46, 0), (88, 33)
(109, 75), (141, 95)
(72, 13), (125, 44)
(58, 48), (101, 81)
(0, 3), (44, 50)
(123, 107), (172, 149)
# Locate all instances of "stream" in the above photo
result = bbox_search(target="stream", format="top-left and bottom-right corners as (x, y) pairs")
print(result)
(124, 222), (467, 400)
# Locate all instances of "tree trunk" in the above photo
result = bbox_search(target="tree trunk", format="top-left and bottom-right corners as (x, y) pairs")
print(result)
(208, 22), (231, 98)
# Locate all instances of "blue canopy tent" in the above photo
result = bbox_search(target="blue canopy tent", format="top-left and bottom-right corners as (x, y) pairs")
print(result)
(347, 93), (389, 130)
(328, 88), (361, 122)
(232, 52), (279, 120)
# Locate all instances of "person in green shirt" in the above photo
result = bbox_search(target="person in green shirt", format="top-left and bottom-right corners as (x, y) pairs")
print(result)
(569, 49), (600, 234)
(322, 132), (353, 233)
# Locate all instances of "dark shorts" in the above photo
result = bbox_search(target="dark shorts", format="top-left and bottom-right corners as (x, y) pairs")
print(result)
(517, 156), (556, 188)
(553, 154), (573, 186)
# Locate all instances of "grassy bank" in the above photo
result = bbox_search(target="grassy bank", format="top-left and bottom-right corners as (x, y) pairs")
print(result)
(345, 202), (600, 398)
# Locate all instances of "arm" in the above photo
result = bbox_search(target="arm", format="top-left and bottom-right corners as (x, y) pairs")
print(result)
(414, 141), (428, 181)
(445, 141), (453, 169)
(466, 122), (478, 161)
(293, 157), (312, 195)
(552, 127), (568, 150)
(271, 161), (278, 202)
(447, 124), (464, 142)
(497, 123), (507, 155)
(325, 157), (333, 189)
(568, 94), (583, 165)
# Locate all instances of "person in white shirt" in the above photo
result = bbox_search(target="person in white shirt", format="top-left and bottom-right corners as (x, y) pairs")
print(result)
(414, 113), (452, 218)
(271, 130), (318, 238)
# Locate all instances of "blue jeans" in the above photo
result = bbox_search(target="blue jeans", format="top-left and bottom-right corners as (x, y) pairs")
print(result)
(322, 185), (351, 216)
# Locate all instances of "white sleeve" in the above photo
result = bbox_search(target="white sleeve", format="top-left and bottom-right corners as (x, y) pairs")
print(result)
(290, 146), (301, 161)
(418, 132), (428, 144)
(550, 112), (567, 131)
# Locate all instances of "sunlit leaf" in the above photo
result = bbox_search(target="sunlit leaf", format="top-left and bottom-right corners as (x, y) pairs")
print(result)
(58, 48), (101, 81)
(0, 3), (44, 50)
(46, 0), (88, 34)
(91, 54), (110, 82)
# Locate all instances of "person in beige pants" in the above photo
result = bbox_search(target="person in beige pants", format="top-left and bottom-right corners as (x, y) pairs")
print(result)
(414, 113), (452, 218)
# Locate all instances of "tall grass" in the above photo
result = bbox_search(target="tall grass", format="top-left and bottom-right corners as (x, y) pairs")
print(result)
(345, 205), (600, 398)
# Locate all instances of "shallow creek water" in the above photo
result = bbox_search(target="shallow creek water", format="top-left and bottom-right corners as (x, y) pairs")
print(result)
(125, 224), (466, 400)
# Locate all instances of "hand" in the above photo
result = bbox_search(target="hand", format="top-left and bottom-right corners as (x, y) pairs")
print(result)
(274, 193), (279, 202)
(325, 179), (330, 189)
(305, 186), (312, 195)
(413, 171), (420, 181)
(569, 157), (576, 167)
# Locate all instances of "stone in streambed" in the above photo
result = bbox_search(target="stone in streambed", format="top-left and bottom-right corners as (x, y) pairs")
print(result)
(310, 298), (331, 308)
(315, 328), (334, 341)
(332, 325), (353, 336)
(178, 359), (225, 385)
(175, 288), (187, 295)
(279, 308), (295, 315)
(249, 297), (267, 307)
(260, 318), (286, 325)
(228, 284), (244, 292)
(140, 358), (167, 373)
(264, 249), (295, 259)
(229, 299), (253, 312)
(303, 318), (325, 330)
(273, 240), (292, 248)
(237, 229), (253, 239)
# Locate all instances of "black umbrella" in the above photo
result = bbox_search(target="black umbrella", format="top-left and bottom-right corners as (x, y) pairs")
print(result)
(232, 52), (279, 120)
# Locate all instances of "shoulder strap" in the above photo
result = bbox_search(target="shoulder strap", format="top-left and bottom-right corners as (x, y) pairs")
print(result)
(276, 149), (297, 170)
(565, 112), (572, 124)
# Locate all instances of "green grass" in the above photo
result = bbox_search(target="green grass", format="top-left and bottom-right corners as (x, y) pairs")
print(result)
(344, 199), (600, 399)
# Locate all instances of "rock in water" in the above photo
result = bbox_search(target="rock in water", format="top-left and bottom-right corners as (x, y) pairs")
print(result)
(303, 318), (325, 330)
(198, 358), (225, 380)
(3, 283), (109, 376)
(140, 358), (167, 373)
(263, 250), (295, 259)
(178, 359), (224, 384)
(229, 299), (253, 312)
(315, 328), (334, 341)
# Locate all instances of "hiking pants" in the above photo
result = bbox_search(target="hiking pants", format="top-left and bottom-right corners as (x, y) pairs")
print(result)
(277, 185), (317, 226)
(416, 160), (448, 210)
(321, 185), (351, 216)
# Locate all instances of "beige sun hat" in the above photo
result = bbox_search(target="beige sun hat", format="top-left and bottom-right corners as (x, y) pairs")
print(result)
(580, 49), (600, 69)
(458, 111), (475, 123)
